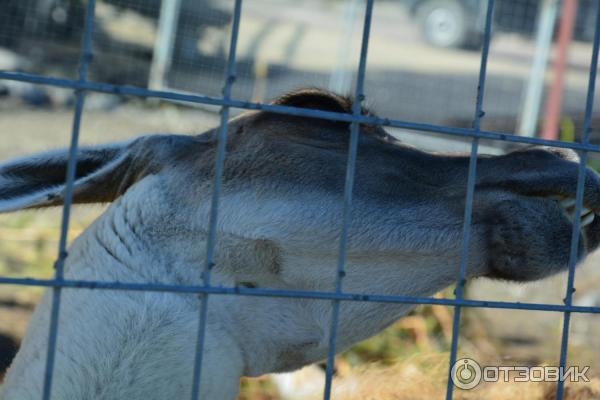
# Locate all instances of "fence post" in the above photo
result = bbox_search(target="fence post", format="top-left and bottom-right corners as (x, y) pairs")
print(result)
(517, 0), (559, 137)
(542, 0), (579, 140)
(149, 0), (182, 91)
(41, 1), (98, 399)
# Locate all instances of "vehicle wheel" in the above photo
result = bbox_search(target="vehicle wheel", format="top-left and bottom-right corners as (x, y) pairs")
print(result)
(416, 0), (472, 49)
(29, 0), (85, 41)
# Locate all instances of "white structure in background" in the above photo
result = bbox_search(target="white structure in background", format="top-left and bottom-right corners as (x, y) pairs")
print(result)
(149, 0), (182, 90)
(517, 0), (559, 137)
(329, 0), (363, 94)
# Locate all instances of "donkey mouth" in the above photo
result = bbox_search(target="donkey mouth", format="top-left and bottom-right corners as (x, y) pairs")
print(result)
(483, 194), (600, 282)
(556, 196), (596, 229)
(558, 197), (600, 253)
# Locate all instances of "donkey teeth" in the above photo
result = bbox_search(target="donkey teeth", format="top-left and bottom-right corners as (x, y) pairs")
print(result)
(569, 207), (592, 222)
(550, 197), (594, 226)
(581, 212), (595, 227)
(560, 198), (576, 209)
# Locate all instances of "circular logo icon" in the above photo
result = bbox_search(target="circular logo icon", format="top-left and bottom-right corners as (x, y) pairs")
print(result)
(451, 358), (482, 390)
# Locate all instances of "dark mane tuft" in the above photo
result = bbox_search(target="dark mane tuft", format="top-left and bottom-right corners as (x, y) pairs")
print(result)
(272, 88), (360, 115)
(248, 88), (387, 138)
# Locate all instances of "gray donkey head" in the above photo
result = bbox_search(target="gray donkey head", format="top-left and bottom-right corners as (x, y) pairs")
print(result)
(1, 88), (599, 399)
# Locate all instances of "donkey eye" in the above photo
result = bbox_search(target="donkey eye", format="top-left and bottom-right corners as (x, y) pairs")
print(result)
(238, 282), (257, 289)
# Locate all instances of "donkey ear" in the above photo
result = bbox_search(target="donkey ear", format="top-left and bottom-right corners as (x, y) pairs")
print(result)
(0, 135), (166, 213)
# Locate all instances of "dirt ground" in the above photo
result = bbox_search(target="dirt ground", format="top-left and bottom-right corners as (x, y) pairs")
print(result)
(0, 97), (220, 157)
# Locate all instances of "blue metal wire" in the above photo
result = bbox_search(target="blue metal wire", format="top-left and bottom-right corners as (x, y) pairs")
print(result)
(190, 1), (243, 399)
(555, 3), (600, 399)
(445, 1), (494, 398)
(323, 1), (374, 398)
(2, 275), (600, 314)
(41, 1), (97, 399)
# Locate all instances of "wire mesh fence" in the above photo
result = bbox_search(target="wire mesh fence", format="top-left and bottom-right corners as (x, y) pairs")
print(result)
(1, 0), (600, 399)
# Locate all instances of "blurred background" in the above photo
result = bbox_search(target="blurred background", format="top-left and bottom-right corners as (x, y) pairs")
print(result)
(1, 0), (600, 398)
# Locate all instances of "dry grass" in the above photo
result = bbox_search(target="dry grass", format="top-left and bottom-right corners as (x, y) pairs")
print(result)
(295, 353), (600, 400)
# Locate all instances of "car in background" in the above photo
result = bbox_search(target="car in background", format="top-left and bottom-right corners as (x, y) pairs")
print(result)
(401, 0), (598, 49)
(0, 0), (231, 82)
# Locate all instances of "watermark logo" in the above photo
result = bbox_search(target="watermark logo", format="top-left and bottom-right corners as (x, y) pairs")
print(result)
(451, 358), (590, 390)
(451, 358), (482, 389)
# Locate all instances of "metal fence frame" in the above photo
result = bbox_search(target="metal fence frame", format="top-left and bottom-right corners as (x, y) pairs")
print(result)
(1, 0), (600, 399)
